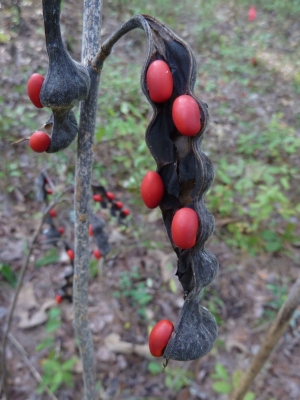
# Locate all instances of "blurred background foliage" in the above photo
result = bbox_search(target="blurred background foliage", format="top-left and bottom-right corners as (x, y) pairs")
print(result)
(1, 0), (300, 398)
(2, 0), (299, 256)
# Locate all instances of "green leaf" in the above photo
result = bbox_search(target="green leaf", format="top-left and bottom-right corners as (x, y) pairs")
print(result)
(35, 249), (60, 267)
(215, 362), (229, 380)
(62, 357), (77, 371)
(147, 361), (162, 375)
(0, 263), (17, 287)
(212, 381), (232, 394)
(243, 391), (256, 400)
(169, 279), (177, 293)
(35, 337), (54, 351)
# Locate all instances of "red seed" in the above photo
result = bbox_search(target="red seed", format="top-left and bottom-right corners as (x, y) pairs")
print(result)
(55, 294), (63, 304)
(27, 73), (44, 108)
(29, 131), (50, 153)
(115, 201), (123, 209)
(122, 209), (130, 216)
(172, 95), (201, 136)
(146, 60), (173, 103)
(106, 192), (115, 201)
(149, 319), (174, 357)
(141, 171), (164, 209)
(49, 209), (56, 218)
(93, 249), (101, 259)
(93, 194), (102, 202)
(67, 249), (74, 260)
(171, 208), (199, 249)
(58, 227), (64, 235)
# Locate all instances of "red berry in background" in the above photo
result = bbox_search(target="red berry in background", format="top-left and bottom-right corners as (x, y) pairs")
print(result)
(58, 227), (64, 235)
(171, 208), (199, 249)
(89, 224), (93, 236)
(46, 188), (53, 195)
(146, 60), (173, 103)
(248, 5), (257, 22)
(251, 57), (257, 66)
(55, 294), (63, 304)
(115, 201), (123, 209)
(93, 194), (102, 202)
(67, 249), (74, 260)
(172, 95), (201, 136)
(29, 131), (51, 153)
(93, 249), (101, 259)
(27, 73), (44, 108)
(49, 209), (56, 218)
(122, 209), (130, 216)
(141, 171), (164, 209)
(149, 319), (174, 357)
(106, 192), (115, 201)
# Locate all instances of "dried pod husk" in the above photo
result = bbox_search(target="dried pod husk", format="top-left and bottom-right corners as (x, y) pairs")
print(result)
(40, 0), (90, 152)
(45, 110), (78, 153)
(89, 214), (111, 257)
(136, 15), (219, 361)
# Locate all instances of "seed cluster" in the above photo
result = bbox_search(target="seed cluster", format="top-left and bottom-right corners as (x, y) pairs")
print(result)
(138, 15), (219, 361)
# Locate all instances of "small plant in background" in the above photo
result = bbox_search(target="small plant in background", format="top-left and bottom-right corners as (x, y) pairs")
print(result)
(211, 363), (255, 399)
(36, 307), (78, 394)
(0, 263), (17, 288)
(113, 266), (153, 318)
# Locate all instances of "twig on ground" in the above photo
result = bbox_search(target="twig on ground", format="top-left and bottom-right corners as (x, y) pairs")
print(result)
(7, 333), (58, 400)
(0, 196), (64, 399)
(229, 276), (300, 400)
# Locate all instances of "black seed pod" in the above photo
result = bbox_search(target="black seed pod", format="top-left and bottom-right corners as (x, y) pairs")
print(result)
(40, 0), (90, 152)
(134, 15), (219, 361)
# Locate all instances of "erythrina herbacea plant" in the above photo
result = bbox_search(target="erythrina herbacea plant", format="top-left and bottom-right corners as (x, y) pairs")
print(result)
(21, 6), (219, 397)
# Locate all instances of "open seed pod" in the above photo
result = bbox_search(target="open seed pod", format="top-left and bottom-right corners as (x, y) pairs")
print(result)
(134, 15), (219, 361)
(40, 0), (90, 152)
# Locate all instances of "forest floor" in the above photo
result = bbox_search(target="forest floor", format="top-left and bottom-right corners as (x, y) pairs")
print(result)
(1, 1), (300, 399)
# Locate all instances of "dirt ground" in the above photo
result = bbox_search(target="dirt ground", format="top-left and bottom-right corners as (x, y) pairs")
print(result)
(1, 1), (300, 400)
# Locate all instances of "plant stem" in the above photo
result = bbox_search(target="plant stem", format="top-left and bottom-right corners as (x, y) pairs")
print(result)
(73, 1), (102, 399)
(229, 276), (300, 400)
(91, 15), (150, 74)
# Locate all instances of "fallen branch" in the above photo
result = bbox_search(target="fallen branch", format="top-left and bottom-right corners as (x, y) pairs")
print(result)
(0, 197), (63, 399)
(7, 332), (58, 400)
(229, 276), (300, 400)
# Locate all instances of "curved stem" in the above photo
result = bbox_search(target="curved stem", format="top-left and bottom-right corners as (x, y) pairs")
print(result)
(73, 1), (102, 399)
(91, 15), (150, 74)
